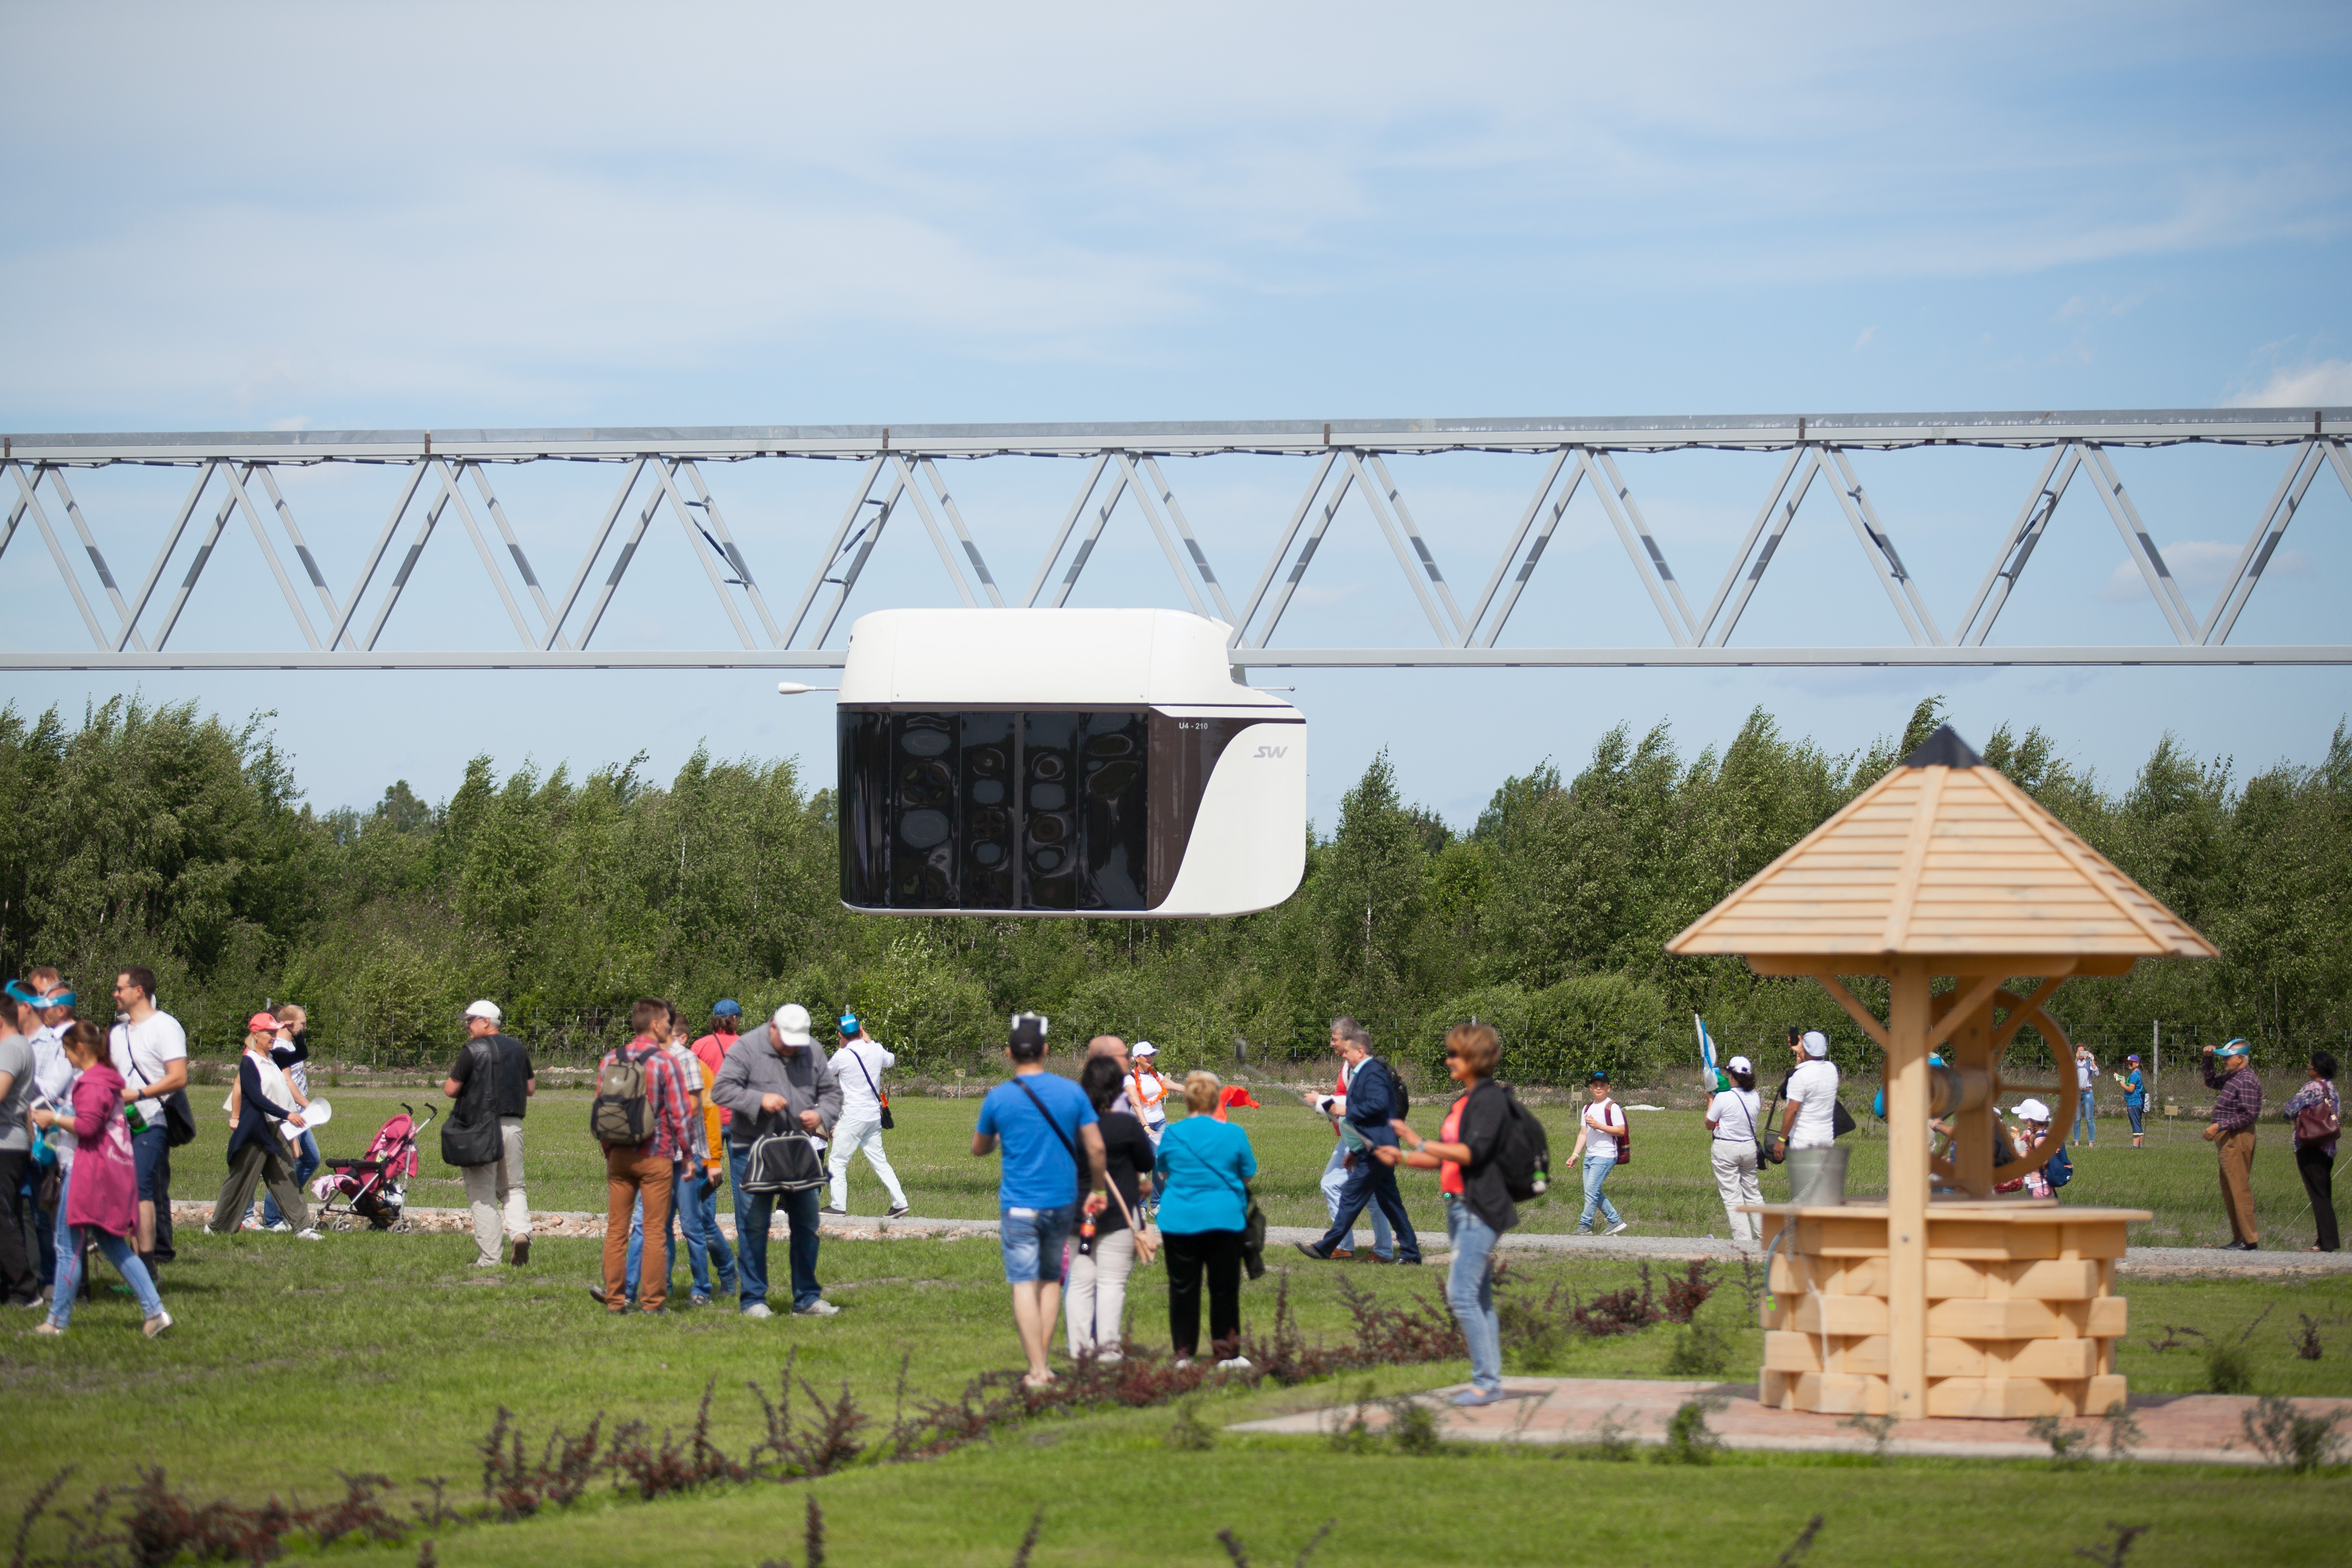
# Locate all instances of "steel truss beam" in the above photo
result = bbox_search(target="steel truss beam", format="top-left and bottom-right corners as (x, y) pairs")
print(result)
(1, 409), (2345, 671)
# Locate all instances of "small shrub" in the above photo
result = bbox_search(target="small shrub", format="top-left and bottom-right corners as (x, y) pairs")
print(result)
(1662, 1320), (1732, 1377)
(307, 1471), (406, 1548)
(2027, 1414), (2090, 1467)
(1165, 1400), (1219, 1452)
(1654, 1398), (1724, 1465)
(2099, 1400), (2145, 1463)
(1569, 1407), (1638, 1462)
(1659, 1262), (1718, 1325)
(1772, 1514), (1826, 1568)
(1838, 1412), (1897, 1460)
(2240, 1396), (2350, 1473)
(1384, 1398), (1443, 1456)
(2203, 1342), (2254, 1395)
(1327, 1384), (1380, 1455)
(2296, 1314), (2324, 1361)
(2071, 1521), (2150, 1566)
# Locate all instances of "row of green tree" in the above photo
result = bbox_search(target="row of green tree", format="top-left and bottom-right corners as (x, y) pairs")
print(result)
(1, 695), (2344, 1081)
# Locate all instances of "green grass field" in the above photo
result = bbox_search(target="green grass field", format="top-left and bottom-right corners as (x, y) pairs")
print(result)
(6, 1210), (2350, 1565)
(248, 1075), (2332, 1249)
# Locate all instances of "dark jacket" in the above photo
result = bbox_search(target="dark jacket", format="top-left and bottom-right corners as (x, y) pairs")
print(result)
(711, 1023), (843, 1145)
(1452, 1079), (1519, 1233)
(1344, 1057), (1403, 1149)
(227, 1051), (296, 1162)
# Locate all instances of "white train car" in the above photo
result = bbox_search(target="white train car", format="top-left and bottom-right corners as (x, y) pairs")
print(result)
(834, 608), (1306, 917)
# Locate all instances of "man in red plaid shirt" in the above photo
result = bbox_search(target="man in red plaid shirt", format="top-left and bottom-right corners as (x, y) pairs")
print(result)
(595, 999), (696, 1312)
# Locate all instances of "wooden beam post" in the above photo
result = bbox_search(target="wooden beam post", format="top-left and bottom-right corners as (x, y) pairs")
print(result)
(1887, 959), (1932, 1419)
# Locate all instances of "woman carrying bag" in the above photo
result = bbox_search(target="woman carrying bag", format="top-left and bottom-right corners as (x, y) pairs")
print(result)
(1153, 1071), (1257, 1372)
(1065, 1055), (1157, 1363)
(1705, 1055), (1764, 1244)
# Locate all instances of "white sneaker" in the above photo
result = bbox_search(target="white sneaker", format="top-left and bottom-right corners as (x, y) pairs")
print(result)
(294, 1229), (324, 1242)
(1173, 1357), (1193, 1370)
(1606, 1221), (1630, 1236)
(793, 1298), (841, 1318)
(143, 1310), (174, 1339)
(266, 1222), (293, 1234)
(473, 1258), (503, 1270)
(1216, 1355), (1253, 1372)
(240, 1216), (263, 1232)
(740, 1302), (774, 1320)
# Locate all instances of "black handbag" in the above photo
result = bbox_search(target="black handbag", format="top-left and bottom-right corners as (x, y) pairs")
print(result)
(162, 1088), (198, 1148)
(1241, 1185), (1268, 1280)
(1756, 1092), (1786, 1165)
(742, 1129), (826, 1193)
(1832, 1098), (1858, 1139)
(440, 1040), (505, 1167)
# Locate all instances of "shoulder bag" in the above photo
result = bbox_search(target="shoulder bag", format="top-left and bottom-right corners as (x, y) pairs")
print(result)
(1756, 1091), (1786, 1165)
(2294, 1085), (2342, 1148)
(741, 1126), (826, 1193)
(441, 1039), (505, 1167)
(850, 1049), (893, 1131)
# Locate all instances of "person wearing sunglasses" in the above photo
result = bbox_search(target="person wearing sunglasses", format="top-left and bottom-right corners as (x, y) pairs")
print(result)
(1378, 1022), (1522, 1406)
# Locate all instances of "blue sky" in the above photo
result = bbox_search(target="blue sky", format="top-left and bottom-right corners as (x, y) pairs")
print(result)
(3, 2), (2349, 826)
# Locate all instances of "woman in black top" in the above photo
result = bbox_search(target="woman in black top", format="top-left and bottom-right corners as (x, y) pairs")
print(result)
(1066, 1055), (1156, 1363)
(206, 1013), (316, 1238)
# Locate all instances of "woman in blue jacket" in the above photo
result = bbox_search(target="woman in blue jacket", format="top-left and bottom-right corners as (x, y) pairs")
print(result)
(1155, 1071), (1257, 1371)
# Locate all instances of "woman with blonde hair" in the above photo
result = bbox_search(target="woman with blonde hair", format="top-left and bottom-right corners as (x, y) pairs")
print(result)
(207, 1013), (317, 1239)
(1381, 1022), (1523, 1405)
(1153, 1069), (1257, 1370)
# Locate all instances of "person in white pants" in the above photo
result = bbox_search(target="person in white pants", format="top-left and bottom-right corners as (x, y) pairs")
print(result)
(1705, 1054), (1765, 1245)
(1066, 1055), (1156, 1362)
(822, 1013), (909, 1218)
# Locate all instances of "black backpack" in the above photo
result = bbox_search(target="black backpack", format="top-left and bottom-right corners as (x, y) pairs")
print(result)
(1375, 1058), (1409, 1123)
(1492, 1084), (1552, 1202)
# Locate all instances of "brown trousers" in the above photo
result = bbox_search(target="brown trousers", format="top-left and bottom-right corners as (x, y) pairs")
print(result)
(603, 1146), (673, 1311)
(2216, 1128), (2258, 1245)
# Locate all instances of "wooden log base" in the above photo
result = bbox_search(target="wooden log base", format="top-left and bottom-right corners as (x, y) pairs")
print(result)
(1751, 1201), (2149, 1422)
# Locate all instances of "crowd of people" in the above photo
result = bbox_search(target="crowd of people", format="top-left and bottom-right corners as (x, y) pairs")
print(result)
(7, 963), (2340, 1385)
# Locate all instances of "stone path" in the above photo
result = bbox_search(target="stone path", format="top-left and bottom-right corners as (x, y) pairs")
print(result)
(1228, 1375), (2350, 1465)
(179, 1201), (2352, 1276)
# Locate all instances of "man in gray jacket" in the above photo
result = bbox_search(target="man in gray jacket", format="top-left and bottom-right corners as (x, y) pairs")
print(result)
(712, 1002), (844, 1318)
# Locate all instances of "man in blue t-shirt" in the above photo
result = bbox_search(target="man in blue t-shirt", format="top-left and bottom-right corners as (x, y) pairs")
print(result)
(973, 1012), (1107, 1388)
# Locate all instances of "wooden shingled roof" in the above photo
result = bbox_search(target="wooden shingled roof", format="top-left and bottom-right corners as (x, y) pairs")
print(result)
(1666, 726), (2216, 959)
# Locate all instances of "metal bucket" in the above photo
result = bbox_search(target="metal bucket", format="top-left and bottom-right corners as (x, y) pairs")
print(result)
(1785, 1145), (1851, 1207)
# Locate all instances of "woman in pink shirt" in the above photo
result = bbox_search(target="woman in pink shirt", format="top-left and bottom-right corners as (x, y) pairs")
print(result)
(29, 1021), (171, 1336)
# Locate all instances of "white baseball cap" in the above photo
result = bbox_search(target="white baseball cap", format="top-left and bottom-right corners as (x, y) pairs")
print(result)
(773, 1002), (814, 1047)
(1801, 1030), (1830, 1058)
(463, 999), (503, 1022)
(1727, 1055), (1751, 1075)
(1133, 1041), (1158, 1057)
(2013, 1098), (2052, 1123)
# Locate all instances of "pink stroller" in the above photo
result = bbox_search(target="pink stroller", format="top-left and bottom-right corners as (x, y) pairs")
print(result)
(313, 1103), (435, 1230)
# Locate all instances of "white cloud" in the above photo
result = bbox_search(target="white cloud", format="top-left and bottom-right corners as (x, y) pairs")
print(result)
(2099, 539), (2309, 604)
(1853, 326), (1878, 350)
(2228, 360), (2352, 407)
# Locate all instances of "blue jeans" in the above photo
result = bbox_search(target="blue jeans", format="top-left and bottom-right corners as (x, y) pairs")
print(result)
(1443, 1196), (1504, 1395)
(1578, 1153), (1622, 1231)
(629, 1166), (735, 1297)
(48, 1165), (164, 1327)
(2074, 1092), (2095, 1145)
(999, 1203), (1077, 1284)
(261, 1130), (320, 1228)
(1319, 1143), (1393, 1257)
(2126, 1103), (2145, 1136)
(726, 1145), (823, 1311)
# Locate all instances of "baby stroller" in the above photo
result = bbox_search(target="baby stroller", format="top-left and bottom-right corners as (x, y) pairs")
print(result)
(314, 1103), (435, 1230)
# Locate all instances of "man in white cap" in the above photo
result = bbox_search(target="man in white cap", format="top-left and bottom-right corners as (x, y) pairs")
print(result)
(442, 1000), (536, 1267)
(1772, 1029), (1841, 1158)
(2201, 1037), (2263, 1250)
(713, 1003), (844, 1317)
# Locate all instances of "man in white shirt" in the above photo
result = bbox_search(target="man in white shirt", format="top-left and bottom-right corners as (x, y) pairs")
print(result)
(108, 966), (188, 1270)
(822, 1012), (909, 1218)
(1775, 1029), (1841, 1155)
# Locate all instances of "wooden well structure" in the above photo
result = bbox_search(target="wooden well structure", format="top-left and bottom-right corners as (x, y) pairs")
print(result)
(1667, 726), (2216, 1420)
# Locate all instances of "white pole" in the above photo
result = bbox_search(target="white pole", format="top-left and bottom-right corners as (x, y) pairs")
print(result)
(2152, 1019), (2161, 1116)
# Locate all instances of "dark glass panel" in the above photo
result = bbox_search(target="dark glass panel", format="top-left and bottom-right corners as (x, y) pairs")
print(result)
(959, 711), (1017, 909)
(1079, 709), (1149, 909)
